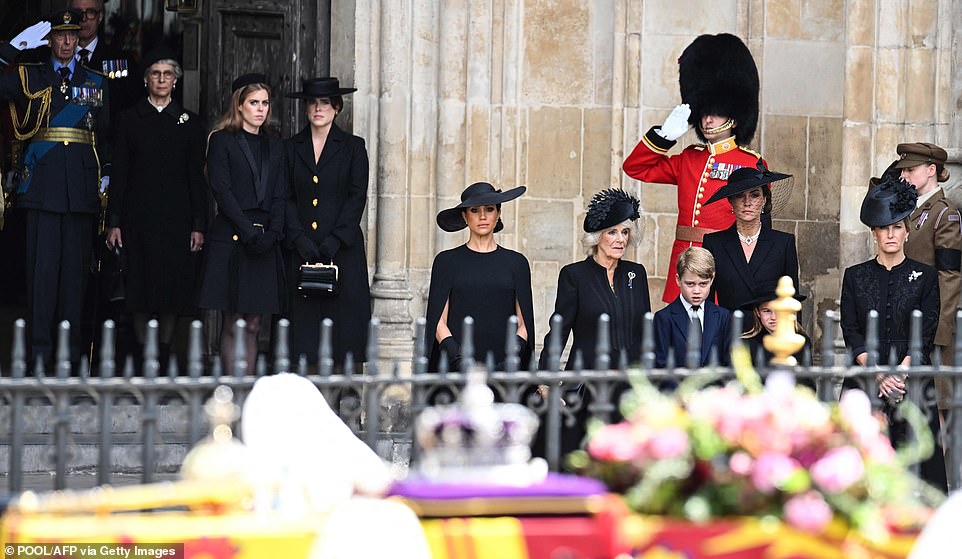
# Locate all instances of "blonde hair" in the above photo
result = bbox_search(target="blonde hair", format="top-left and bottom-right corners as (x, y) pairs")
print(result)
(581, 219), (641, 256)
(212, 83), (272, 133)
(742, 303), (806, 338)
(675, 246), (715, 279)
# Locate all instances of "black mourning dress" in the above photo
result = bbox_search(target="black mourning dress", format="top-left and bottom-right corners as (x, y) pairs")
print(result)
(840, 256), (945, 490)
(424, 245), (535, 371)
(538, 257), (651, 370)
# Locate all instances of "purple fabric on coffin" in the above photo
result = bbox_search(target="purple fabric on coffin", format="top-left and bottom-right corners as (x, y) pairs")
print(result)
(389, 473), (606, 500)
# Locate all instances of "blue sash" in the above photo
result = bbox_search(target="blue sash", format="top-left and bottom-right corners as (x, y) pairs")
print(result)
(18, 72), (103, 194)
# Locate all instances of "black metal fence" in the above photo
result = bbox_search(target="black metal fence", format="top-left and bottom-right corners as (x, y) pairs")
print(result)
(0, 309), (959, 494)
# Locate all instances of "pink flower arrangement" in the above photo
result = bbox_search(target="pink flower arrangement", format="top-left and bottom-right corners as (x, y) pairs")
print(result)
(569, 348), (936, 535)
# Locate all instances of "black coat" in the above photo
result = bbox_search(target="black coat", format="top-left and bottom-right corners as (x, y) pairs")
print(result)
(653, 298), (732, 367)
(840, 257), (939, 365)
(0, 59), (110, 214)
(283, 124), (372, 363)
(108, 98), (207, 313)
(197, 129), (287, 314)
(702, 224), (799, 311)
(538, 258), (651, 370)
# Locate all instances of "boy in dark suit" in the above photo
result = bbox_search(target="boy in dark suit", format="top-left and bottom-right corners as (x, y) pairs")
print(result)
(654, 247), (732, 368)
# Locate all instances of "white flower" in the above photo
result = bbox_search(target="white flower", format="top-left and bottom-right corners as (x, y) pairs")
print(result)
(177, 112), (190, 125)
(908, 270), (922, 282)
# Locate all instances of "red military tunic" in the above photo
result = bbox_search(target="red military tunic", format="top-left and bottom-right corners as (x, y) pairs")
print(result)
(623, 127), (764, 303)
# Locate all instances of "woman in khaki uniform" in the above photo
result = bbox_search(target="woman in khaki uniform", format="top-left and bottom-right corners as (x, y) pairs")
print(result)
(893, 141), (960, 490)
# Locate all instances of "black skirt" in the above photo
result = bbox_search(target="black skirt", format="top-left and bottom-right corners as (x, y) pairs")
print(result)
(198, 236), (284, 315)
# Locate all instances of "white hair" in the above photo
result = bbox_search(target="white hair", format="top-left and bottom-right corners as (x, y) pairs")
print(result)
(144, 59), (184, 80)
(581, 219), (641, 256)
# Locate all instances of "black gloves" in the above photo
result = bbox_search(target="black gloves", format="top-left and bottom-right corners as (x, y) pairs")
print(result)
(318, 236), (341, 262)
(294, 235), (321, 262)
(245, 230), (278, 255)
(439, 336), (462, 371)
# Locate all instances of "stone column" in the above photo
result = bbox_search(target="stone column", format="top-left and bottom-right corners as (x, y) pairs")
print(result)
(367, 1), (415, 363)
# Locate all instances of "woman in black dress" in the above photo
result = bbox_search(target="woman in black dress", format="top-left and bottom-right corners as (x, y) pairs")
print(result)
(197, 73), (287, 373)
(702, 163), (798, 311)
(106, 46), (207, 353)
(424, 182), (534, 371)
(283, 78), (371, 365)
(841, 177), (943, 489)
(538, 189), (651, 370)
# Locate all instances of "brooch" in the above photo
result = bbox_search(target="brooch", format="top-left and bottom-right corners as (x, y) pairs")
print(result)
(908, 270), (922, 282)
(177, 113), (190, 125)
(627, 271), (636, 289)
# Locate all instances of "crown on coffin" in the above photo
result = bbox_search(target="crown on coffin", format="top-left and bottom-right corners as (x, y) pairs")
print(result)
(414, 370), (542, 482)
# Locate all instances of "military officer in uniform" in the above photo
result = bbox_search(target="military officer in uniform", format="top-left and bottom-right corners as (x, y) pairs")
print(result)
(0, 10), (110, 364)
(623, 33), (766, 303)
(896, 142), (961, 367)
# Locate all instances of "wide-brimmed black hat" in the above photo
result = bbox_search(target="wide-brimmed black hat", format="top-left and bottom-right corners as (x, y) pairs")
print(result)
(738, 280), (807, 312)
(287, 77), (357, 99)
(583, 189), (641, 232)
(46, 9), (82, 32)
(705, 161), (792, 206)
(140, 44), (178, 77)
(231, 73), (269, 93)
(679, 33), (759, 145)
(436, 182), (526, 233)
(860, 177), (917, 228)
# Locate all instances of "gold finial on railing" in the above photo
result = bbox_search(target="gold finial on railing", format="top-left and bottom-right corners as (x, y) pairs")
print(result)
(763, 276), (806, 366)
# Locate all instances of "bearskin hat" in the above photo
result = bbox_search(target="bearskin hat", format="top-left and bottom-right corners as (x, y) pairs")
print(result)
(679, 33), (760, 146)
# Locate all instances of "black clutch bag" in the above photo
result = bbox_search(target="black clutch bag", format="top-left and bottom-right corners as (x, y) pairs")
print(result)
(297, 262), (339, 297)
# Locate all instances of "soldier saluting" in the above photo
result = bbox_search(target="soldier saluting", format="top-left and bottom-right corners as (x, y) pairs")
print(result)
(0, 10), (110, 365)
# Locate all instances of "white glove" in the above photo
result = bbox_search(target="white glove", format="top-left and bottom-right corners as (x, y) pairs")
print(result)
(10, 21), (51, 51)
(100, 176), (110, 193)
(655, 103), (691, 142)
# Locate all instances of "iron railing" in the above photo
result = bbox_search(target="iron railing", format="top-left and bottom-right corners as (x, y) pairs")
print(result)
(0, 308), (959, 494)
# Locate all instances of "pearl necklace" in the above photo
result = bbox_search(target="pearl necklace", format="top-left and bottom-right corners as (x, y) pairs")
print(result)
(737, 225), (761, 245)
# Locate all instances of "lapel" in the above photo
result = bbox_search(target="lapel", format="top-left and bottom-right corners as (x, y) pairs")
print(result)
(316, 123), (346, 172)
(910, 190), (940, 227)
(720, 227), (755, 290)
(293, 126), (316, 169)
(234, 131), (271, 204)
(747, 226), (775, 275)
(669, 299), (691, 342)
(701, 304), (720, 362)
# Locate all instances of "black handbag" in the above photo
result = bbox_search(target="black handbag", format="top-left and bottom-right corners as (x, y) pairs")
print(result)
(297, 262), (339, 297)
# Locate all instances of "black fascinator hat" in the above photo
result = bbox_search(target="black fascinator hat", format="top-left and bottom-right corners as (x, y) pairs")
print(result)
(583, 189), (641, 232)
(705, 160), (792, 206)
(859, 177), (917, 228)
(231, 73), (269, 93)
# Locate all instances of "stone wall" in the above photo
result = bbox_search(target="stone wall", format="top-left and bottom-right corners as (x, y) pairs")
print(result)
(337, 0), (961, 362)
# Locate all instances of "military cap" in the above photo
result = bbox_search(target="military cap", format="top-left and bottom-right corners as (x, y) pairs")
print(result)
(895, 142), (947, 169)
(46, 9), (82, 32)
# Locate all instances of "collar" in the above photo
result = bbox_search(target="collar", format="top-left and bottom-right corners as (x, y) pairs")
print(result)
(138, 97), (184, 118)
(76, 36), (99, 57)
(52, 57), (77, 75)
(916, 186), (941, 208)
(679, 296), (704, 316)
(872, 255), (908, 271)
(708, 136), (738, 155)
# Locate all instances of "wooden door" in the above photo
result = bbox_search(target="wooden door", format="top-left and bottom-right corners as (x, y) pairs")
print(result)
(201, 0), (331, 137)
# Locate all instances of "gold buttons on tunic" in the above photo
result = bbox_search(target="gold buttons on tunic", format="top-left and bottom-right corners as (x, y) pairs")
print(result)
(312, 198), (318, 207)
(695, 210), (700, 216)
(63, 141), (69, 146)
(232, 234), (239, 241)
(312, 175), (319, 184)
(693, 219), (699, 226)
(695, 203), (702, 209)
(311, 221), (318, 230)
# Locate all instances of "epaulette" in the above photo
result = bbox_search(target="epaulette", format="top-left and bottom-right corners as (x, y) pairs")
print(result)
(83, 67), (108, 78)
(17, 62), (44, 66)
(738, 145), (762, 158)
(691, 144), (706, 151)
